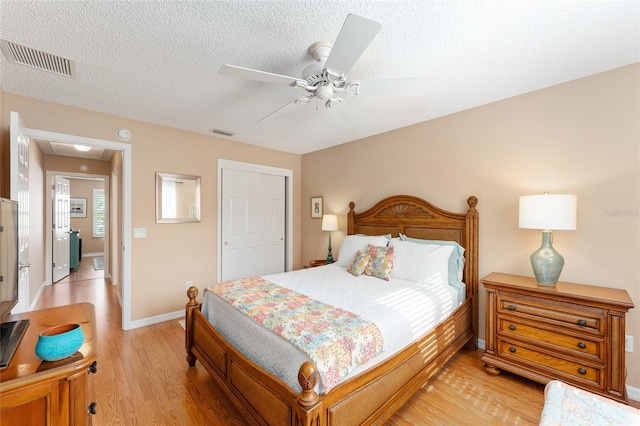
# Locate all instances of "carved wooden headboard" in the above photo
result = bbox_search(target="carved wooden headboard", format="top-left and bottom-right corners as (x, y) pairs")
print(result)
(347, 194), (479, 335)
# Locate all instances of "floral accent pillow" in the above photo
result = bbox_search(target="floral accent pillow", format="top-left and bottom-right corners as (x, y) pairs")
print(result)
(365, 244), (395, 281)
(346, 250), (371, 276)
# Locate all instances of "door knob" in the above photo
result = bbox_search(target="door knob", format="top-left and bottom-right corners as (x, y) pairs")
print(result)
(19, 262), (31, 269)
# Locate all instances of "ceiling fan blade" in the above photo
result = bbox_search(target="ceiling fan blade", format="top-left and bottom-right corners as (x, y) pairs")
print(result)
(220, 64), (302, 86)
(324, 14), (381, 76)
(259, 96), (312, 123)
(351, 78), (429, 96)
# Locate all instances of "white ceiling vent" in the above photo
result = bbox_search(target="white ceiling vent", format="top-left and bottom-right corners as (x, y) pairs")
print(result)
(210, 128), (235, 137)
(1, 40), (75, 78)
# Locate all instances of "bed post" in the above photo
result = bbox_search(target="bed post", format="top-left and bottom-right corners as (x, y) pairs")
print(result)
(347, 201), (356, 234)
(465, 196), (479, 350)
(294, 361), (322, 426)
(185, 286), (199, 366)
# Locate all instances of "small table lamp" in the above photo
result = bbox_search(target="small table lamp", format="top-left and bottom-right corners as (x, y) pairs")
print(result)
(519, 193), (577, 286)
(322, 213), (339, 264)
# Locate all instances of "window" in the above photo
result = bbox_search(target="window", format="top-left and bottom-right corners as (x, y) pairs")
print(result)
(93, 189), (105, 237)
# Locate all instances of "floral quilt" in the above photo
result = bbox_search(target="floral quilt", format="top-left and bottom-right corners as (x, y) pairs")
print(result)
(210, 276), (384, 393)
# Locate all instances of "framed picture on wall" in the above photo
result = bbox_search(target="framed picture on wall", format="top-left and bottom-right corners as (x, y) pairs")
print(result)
(70, 198), (87, 218)
(311, 196), (323, 218)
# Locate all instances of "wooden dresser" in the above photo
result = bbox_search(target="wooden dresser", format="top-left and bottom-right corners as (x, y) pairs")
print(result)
(0, 303), (98, 425)
(481, 273), (634, 403)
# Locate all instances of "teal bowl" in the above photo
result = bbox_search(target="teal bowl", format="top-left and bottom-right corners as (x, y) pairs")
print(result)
(35, 323), (84, 362)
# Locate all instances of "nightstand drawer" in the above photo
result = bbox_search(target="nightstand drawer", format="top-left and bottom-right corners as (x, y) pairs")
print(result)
(498, 340), (601, 385)
(498, 317), (602, 360)
(498, 292), (604, 334)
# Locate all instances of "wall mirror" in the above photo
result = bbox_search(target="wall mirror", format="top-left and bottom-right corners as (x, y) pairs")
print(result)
(156, 172), (201, 223)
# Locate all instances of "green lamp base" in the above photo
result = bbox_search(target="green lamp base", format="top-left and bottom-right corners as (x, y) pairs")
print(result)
(531, 230), (565, 286)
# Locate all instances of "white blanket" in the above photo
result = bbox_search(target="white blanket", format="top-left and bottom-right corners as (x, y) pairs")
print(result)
(539, 380), (640, 425)
(202, 263), (461, 394)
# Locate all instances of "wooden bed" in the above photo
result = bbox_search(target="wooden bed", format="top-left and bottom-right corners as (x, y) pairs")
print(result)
(185, 194), (479, 425)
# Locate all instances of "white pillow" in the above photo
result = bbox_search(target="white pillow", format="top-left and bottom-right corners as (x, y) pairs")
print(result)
(389, 239), (454, 284)
(337, 235), (388, 267)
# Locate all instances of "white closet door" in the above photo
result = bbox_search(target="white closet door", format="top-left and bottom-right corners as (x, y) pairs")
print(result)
(221, 168), (285, 281)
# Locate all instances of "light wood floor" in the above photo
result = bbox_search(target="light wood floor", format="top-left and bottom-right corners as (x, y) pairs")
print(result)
(32, 258), (607, 425)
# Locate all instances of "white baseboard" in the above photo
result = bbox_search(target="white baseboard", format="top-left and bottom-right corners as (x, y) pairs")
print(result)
(474, 338), (639, 402)
(127, 309), (184, 330)
(627, 385), (640, 402)
(82, 252), (104, 257)
(28, 280), (49, 311)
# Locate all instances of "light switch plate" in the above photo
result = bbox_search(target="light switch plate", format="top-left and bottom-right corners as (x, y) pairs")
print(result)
(133, 228), (147, 238)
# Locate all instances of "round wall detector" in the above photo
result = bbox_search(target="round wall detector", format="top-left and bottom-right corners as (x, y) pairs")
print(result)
(116, 128), (132, 141)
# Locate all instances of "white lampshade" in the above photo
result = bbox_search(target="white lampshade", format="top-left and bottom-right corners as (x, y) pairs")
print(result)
(321, 214), (338, 231)
(519, 194), (577, 231)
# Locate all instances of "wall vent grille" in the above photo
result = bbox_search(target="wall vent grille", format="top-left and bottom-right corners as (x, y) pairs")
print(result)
(1, 40), (75, 78)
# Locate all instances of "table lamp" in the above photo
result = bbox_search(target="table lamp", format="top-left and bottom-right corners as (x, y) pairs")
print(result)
(519, 193), (577, 286)
(322, 213), (338, 264)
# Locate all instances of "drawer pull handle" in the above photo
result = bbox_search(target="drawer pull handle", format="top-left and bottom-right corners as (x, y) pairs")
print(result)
(578, 342), (587, 349)
(509, 324), (516, 331)
(578, 368), (587, 375)
(508, 305), (516, 311)
(88, 360), (98, 374)
(509, 346), (516, 353)
(88, 402), (97, 415)
(578, 319), (587, 326)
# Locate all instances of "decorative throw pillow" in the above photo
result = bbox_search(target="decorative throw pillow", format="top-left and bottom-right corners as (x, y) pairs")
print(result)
(336, 235), (388, 267)
(364, 244), (395, 281)
(346, 250), (371, 276)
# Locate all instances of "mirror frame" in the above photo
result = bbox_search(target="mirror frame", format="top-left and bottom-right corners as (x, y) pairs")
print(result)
(155, 172), (201, 223)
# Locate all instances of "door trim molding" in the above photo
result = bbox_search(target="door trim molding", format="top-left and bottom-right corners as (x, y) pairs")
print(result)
(19, 126), (133, 330)
(217, 159), (293, 283)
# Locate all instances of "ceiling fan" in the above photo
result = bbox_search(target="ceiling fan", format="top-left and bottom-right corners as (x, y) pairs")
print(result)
(219, 14), (429, 122)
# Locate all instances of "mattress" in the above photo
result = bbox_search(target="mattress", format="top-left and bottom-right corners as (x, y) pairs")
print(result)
(539, 380), (640, 426)
(202, 263), (461, 394)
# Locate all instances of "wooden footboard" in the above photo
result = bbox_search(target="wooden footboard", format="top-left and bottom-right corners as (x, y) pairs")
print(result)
(185, 194), (478, 425)
(186, 287), (473, 425)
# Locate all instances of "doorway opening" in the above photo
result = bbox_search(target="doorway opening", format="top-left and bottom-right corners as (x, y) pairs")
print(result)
(47, 173), (108, 284)
(14, 120), (133, 330)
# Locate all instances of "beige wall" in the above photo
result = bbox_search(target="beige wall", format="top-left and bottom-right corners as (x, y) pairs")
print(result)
(301, 64), (640, 388)
(28, 137), (46, 303)
(0, 94), (302, 322)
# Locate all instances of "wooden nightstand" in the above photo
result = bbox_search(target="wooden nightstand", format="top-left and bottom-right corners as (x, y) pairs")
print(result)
(480, 272), (634, 403)
(308, 259), (328, 268)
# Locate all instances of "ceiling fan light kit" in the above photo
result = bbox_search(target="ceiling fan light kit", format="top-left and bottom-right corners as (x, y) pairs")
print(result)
(219, 13), (429, 122)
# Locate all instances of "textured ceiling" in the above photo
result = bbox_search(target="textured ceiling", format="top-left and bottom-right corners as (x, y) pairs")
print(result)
(0, 1), (638, 155)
